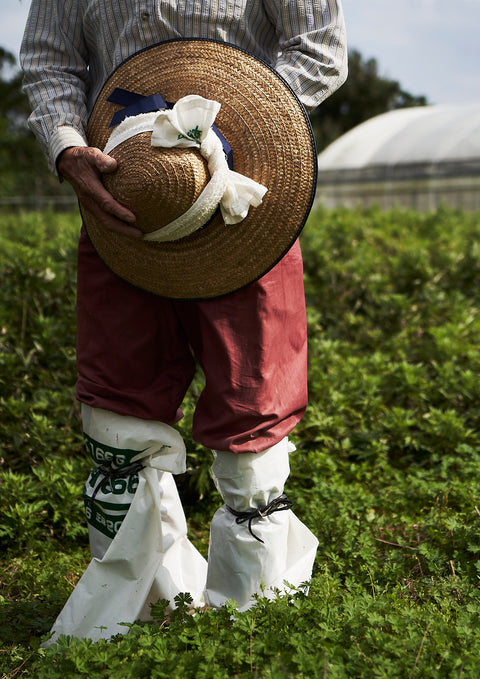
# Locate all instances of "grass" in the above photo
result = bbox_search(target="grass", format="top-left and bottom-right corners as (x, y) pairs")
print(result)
(1, 205), (480, 677)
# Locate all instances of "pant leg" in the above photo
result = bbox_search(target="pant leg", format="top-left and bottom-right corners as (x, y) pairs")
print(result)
(76, 227), (196, 422)
(77, 227), (307, 448)
(175, 240), (308, 453)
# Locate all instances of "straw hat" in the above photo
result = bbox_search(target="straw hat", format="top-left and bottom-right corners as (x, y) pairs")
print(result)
(82, 39), (317, 299)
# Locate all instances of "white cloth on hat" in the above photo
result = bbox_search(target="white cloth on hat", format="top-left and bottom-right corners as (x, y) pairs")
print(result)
(204, 438), (319, 611)
(150, 94), (221, 148)
(103, 94), (267, 240)
(151, 95), (268, 228)
(43, 406), (207, 644)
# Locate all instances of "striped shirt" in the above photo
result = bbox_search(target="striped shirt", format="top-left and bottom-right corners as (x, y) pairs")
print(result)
(21, 0), (348, 172)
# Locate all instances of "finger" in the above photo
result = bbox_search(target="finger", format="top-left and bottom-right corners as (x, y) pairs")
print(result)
(89, 148), (118, 174)
(67, 163), (137, 225)
(58, 146), (139, 232)
(75, 178), (137, 225)
(87, 182), (137, 225)
(85, 151), (137, 223)
(81, 196), (143, 238)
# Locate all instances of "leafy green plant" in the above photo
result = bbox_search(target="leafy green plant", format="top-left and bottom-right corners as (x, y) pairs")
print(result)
(2, 206), (480, 678)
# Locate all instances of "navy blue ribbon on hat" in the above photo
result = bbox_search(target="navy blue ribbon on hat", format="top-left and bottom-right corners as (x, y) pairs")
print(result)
(107, 88), (233, 168)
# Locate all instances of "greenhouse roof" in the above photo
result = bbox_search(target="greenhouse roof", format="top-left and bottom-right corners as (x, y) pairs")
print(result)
(317, 103), (480, 170)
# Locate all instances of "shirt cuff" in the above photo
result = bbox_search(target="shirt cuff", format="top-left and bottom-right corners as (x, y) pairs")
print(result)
(49, 126), (88, 175)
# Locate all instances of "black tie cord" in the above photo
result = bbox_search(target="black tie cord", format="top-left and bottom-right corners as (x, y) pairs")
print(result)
(226, 493), (293, 543)
(87, 461), (145, 508)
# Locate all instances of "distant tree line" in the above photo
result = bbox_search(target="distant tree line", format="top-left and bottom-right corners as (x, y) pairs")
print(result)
(309, 49), (428, 152)
(0, 47), (75, 202)
(0, 46), (428, 201)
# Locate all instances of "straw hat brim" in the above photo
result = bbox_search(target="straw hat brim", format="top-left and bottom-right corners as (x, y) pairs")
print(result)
(82, 38), (317, 300)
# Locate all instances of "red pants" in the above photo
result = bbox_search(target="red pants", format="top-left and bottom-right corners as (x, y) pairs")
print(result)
(76, 227), (308, 453)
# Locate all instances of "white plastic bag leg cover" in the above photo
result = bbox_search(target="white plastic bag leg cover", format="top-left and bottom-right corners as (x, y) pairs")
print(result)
(204, 438), (319, 611)
(46, 406), (207, 644)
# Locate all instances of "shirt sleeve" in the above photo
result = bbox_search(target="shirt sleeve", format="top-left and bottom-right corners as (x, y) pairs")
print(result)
(20, 0), (90, 173)
(263, 0), (348, 110)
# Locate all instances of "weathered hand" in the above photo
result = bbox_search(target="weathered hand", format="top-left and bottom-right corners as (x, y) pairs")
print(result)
(57, 146), (142, 238)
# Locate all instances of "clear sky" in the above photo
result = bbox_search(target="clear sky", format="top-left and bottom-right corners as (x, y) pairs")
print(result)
(341, 0), (480, 106)
(2, 0), (479, 106)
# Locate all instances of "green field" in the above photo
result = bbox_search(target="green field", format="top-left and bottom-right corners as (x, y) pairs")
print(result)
(2, 206), (480, 677)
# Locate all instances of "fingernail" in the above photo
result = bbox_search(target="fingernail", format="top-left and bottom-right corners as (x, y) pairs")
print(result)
(102, 158), (116, 170)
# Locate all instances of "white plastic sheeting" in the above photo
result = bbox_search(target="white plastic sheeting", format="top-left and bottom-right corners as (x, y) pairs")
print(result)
(317, 103), (480, 170)
(316, 103), (480, 211)
(44, 407), (318, 644)
(44, 406), (207, 644)
(205, 440), (319, 610)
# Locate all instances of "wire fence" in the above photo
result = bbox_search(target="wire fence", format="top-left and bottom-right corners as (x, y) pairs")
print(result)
(0, 195), (78, 210)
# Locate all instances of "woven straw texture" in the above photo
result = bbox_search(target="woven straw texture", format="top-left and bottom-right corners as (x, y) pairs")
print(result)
(103, 135), (210, 234)
(83, 39), (316, 299)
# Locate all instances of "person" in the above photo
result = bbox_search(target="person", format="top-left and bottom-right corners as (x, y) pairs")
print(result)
(21, 0), (348, 642)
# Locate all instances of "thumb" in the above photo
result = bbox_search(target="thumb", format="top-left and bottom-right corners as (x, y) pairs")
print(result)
(91, 148), (117, 173)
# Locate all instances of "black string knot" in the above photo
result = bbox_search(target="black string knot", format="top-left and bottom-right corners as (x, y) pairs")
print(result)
(226, 493), (293, 543)
(87, 460), (145, 508)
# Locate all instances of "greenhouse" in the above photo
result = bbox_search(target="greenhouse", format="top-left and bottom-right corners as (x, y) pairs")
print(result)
(315, 103), (480, 211)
